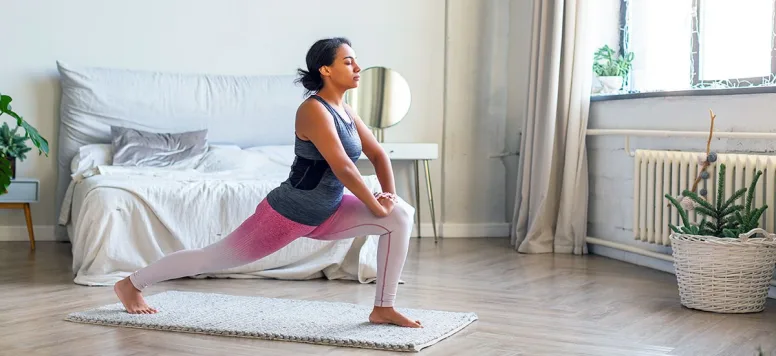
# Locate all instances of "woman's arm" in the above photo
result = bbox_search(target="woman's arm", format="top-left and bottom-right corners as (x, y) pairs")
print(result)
(296, 99), (390, 217)
(345, 104), (396, 195)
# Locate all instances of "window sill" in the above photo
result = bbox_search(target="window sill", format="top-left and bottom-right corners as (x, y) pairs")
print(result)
(590, 85), (776, 102)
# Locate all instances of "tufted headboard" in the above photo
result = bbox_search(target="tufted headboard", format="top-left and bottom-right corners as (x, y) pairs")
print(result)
(55, 61), (306, 240)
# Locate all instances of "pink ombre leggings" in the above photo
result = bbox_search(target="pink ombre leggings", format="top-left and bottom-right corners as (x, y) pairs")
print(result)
(129, 194), (413, 307)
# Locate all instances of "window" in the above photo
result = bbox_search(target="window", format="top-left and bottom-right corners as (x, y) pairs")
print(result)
(619, 0), (776, 93)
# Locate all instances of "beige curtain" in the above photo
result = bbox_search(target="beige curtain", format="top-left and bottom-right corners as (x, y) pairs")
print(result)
(511, 0), (592, 255)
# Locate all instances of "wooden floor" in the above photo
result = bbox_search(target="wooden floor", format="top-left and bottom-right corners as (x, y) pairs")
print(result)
(2, 237), (776, 355)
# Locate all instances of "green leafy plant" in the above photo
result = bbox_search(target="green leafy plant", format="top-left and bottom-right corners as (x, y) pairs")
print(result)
(0, 93), (49, 193)
(593, 44), (634, 78)
(0, 122), (33, 161)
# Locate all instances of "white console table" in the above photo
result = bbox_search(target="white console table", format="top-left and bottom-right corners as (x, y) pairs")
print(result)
(358, 143), (439, 242)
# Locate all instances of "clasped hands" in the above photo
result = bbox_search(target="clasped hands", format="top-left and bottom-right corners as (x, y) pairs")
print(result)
(373, 191), (399, 217)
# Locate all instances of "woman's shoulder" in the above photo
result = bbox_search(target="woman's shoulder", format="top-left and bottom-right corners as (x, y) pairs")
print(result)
(296, 97), (328, 118)
(295, 97), (335, 134)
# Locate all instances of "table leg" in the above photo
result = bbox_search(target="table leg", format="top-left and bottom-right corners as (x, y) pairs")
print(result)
(23, 203), (35, 251)
(414, 160), (421, 238)
(423, 160), (438, 243)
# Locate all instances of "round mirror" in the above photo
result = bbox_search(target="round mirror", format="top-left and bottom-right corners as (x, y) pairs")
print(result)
(346, 66), (411, 130)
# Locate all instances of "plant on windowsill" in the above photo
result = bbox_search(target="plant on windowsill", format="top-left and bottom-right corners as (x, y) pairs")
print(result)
(663, 110), (776, 314)
(0, 93), (49, 193)
(592, 44), (634, 94)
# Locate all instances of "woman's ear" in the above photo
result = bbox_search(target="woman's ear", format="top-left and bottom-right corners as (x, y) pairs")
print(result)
(319, 66), (331, 77)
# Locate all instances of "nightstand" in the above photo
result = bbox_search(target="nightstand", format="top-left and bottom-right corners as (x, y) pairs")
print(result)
(358, 143), (439, 242)
(0, 178), (39, 250)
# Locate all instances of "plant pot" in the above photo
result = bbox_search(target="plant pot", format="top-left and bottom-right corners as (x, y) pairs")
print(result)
(597, 76), (623, 94)
(669, 228), (776, 313)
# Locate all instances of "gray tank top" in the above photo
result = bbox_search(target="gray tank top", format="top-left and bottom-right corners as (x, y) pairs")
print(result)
(266, 95), (363, 226)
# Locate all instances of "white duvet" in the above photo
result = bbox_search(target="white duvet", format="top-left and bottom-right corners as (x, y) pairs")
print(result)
(58, 145), (385, 286)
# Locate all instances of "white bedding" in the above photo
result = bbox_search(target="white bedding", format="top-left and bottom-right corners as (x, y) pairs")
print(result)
(59, 145), (385, 286)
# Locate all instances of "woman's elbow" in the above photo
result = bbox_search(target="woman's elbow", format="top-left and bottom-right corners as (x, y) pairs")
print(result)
(331, 161), (360, 179)
(367, 149), (388, 165)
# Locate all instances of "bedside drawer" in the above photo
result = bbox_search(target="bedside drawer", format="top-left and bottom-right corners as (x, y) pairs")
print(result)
(0, 180), (39, 203)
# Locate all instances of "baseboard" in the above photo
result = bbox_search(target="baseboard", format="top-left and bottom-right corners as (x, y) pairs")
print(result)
(412, 222), (510, 238)
(0, 225), (56, 241)
(586, 236), (776, 299)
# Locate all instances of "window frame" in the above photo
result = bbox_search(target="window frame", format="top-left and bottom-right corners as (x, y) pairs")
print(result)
(619, 0), (776, 88)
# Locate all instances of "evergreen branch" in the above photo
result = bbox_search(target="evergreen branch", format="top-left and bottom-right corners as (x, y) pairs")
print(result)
(721, 204), (744, 217)
(721, 188), (747, 211)
(665, 194), (692, 228)
(694, 206), (716, 218)
(747, 205), (768, 227)
(723, 229), (738, 238)
(682, 190), (714, 211)
(716, 164), (726, 211)
(745, 170), (763, 216)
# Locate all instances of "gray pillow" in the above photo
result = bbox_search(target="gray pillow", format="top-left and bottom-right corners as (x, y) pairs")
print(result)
(111, 126), (208, 169)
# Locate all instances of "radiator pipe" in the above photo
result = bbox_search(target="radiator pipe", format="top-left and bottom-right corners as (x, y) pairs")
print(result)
(586, 236), (776, 287)
(587, 129), (776, 139)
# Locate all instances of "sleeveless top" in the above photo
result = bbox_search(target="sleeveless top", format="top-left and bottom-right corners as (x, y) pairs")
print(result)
(265, 95), (363, 226)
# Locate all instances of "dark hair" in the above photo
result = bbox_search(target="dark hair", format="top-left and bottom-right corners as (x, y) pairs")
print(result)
(296, 37), (352, 95)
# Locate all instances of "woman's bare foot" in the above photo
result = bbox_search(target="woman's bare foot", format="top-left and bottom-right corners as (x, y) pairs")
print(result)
(113, 277), (157, 314)
(369, 306), (422, 328)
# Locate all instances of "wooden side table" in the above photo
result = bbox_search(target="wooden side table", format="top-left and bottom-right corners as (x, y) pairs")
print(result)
(0, 178), (39, 250)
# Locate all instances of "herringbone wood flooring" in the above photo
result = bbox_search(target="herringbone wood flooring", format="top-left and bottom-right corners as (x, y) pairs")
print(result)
(2, 237), (775, 355)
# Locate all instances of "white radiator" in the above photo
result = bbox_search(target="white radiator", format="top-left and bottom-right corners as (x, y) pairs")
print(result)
(633, 149), (776, 246)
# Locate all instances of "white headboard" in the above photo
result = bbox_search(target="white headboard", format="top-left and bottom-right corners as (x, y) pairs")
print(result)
(55, 61), (306, 240)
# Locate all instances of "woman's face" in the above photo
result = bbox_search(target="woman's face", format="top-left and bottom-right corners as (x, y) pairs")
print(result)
(320, 44), (361, 91)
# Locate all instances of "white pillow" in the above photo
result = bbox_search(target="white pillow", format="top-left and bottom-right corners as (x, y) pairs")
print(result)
(70, 144), (113, 177)
(70, 143), (244, 178)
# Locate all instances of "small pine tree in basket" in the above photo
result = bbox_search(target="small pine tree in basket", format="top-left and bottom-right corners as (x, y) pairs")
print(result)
(664, 163), (762, 238)
(662, 110), (776, 314)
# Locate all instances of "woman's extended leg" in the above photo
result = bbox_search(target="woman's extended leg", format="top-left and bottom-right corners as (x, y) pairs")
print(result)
(113, 199), (317, 314)
(307, 194), (420, 327)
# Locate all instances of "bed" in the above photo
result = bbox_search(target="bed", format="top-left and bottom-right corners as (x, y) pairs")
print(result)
(54, 61), (389, 286)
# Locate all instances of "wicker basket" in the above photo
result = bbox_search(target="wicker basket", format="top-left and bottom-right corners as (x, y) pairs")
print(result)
(670, 228), (776, 313)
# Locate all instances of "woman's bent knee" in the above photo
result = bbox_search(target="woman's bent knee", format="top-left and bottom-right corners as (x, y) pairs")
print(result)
(387, 203), (413, 231)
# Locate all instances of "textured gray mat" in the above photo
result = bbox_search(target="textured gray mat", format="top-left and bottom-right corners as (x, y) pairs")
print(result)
(65, 291), (477, 352)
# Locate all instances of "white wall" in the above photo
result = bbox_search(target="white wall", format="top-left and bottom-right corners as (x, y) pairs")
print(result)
(0, 0), (448, 240)
(2, 0), (535, 241)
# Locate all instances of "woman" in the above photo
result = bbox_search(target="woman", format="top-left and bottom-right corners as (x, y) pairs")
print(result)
(113, 37), (421, 328)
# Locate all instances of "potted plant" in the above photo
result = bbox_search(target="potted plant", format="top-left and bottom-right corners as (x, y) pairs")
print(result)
(592, 44), (634, 94)
(0, 122), (33, 179)
(0, 93), (49, 192)
(664, 110), (776, 313)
